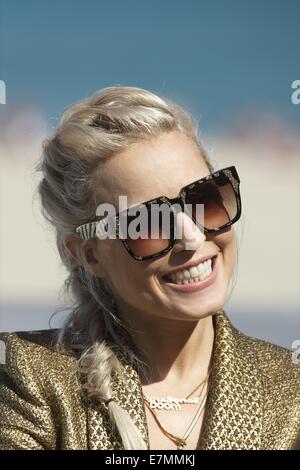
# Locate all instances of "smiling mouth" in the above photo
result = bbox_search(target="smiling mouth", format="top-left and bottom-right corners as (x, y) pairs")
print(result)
(162, 255), (218, 285)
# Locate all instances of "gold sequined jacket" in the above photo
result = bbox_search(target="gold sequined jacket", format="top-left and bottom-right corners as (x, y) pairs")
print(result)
(0, 311), (299, 450)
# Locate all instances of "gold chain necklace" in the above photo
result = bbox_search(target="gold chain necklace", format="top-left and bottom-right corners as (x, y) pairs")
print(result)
(144, 379), (209, 449)
(143, 367), (211, 411)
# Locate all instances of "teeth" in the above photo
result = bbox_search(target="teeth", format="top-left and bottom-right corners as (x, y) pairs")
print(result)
(189, 266), (199, 277)
(176, 271), (184, 281)
(166, 258), (213, 285)
(183, 270), (191, 279)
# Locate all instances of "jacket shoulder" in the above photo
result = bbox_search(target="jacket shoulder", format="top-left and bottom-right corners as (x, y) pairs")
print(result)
(238, 330), (296, 365)
(0, 328), (79, 410)
(233, 328), (300, 386)
(233, 329), (300, 449)
(0, 329), (86, 450)
(0, 328), (59, 352)
(0, 328), (77, 370)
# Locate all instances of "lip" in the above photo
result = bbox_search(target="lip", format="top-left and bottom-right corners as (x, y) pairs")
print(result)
(161, 255), (218, 293)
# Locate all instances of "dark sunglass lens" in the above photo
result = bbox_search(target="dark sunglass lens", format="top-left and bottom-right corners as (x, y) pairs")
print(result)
(185, 178), (237, 229)
(124, 205), (174, 257)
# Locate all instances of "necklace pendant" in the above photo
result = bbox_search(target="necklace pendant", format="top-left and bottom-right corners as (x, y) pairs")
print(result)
(175, 437), (187, 448)
(148, 398), (182, 411)
(161, 401), (182, 411)
(177, 444), (185, 450)
(146, 395), (202, 411)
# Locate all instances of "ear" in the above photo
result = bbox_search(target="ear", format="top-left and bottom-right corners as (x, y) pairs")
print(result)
(64, 235), (106, 278)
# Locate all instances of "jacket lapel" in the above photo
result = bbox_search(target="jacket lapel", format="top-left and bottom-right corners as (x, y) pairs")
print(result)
(199, 311), (264, 449)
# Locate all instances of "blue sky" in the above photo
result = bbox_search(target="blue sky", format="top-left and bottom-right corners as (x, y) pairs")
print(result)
(0, 0), (299, 131)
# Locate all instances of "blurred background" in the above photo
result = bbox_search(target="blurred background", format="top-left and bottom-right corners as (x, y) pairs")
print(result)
(0, 0), (299, 350)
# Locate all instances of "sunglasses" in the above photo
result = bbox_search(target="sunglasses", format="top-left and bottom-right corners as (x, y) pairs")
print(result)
(76, 166), (241, 261)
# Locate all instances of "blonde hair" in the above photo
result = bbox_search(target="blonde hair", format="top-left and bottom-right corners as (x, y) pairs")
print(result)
(37, 86), (213, 449)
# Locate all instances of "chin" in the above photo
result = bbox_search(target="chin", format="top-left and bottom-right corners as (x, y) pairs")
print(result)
(179, 297), (226, 320)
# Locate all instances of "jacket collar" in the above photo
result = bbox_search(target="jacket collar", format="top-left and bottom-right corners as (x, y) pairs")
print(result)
(87, 310), (264, 450)
(198, 310), (263, 449)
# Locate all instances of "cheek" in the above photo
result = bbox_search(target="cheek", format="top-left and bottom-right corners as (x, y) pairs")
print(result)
(101, 240), (149, 295)
(212, 228), (237, 275)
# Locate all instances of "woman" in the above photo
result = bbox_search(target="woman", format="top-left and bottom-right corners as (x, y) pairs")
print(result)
(0, 86), (299, 450)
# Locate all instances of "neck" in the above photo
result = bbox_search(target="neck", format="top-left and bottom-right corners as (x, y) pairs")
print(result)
(117, 303), (215, 387)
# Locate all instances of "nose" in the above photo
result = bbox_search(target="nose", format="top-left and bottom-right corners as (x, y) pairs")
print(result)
(172, 211), (206, 252)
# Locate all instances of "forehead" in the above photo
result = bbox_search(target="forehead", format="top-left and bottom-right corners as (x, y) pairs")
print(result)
(92, 130), (210, 207)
